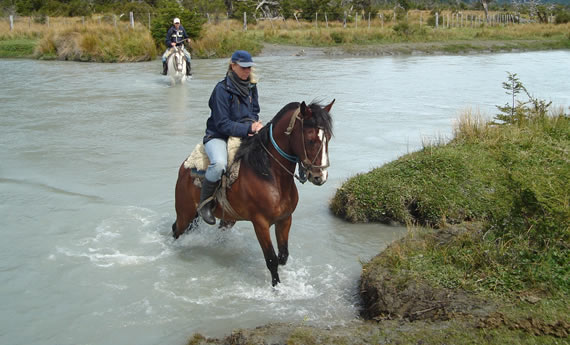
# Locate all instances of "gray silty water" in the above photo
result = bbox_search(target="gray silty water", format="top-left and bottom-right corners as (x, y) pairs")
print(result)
(0, 51), (569, 345)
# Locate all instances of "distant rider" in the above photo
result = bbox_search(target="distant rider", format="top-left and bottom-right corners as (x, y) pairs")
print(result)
(162, 17), (192, 76)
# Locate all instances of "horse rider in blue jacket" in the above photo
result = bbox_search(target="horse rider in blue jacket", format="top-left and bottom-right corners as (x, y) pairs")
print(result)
(198, 50), (263, 224)
(162, 17), (192, 76)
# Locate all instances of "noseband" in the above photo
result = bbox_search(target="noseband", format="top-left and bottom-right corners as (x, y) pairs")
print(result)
(262, 107), (330, 183)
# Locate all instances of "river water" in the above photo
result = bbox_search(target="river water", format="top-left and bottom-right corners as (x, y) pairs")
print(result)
(0, 50), (568, 345)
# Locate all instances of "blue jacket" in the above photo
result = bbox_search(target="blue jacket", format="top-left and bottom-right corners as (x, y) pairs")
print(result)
(203, 76), (260, 144)
(165, 25), (188, 46)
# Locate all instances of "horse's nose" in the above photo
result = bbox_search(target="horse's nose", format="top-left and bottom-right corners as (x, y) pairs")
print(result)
(311, 175), (326, 186)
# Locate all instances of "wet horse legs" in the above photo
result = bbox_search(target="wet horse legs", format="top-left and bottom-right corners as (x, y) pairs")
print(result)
(253, 219), (280, 286)
(275, 216), (292, 266)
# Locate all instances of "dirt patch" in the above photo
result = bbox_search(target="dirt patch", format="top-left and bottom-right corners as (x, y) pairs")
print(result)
(479, 312), (570, 338)
(360, 225), (495, 322)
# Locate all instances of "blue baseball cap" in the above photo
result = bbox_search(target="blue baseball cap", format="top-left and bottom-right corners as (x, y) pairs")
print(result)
(231, 50), (255, 68)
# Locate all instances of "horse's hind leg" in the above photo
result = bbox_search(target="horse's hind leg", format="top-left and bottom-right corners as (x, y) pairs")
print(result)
(173, 165), (198, 239)
(275, 216), (292, 266)
(172, 215), (198, 239)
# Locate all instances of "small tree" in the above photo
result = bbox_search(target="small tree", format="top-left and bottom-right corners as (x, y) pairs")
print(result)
(480, 0), (493, 22)
(493, 72), (552, 126)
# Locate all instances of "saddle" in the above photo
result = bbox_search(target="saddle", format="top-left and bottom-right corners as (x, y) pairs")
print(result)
(183, 136), (242, 189)
(183, 137), (242, 220)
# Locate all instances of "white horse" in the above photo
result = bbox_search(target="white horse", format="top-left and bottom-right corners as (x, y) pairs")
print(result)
(167, 46), (187, 86)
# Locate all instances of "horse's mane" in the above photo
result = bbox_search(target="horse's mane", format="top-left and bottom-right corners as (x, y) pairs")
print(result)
(235, 101), (333, 181)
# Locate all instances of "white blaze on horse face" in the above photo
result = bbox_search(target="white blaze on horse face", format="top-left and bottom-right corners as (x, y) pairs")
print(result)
(318, 129), (328, 181)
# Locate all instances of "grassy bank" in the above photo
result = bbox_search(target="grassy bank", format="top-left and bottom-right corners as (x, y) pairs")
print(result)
(1, 15), (569, 60)
(329, 84), (569, 342)
(187, 19), (570, 58)
(34, 23), (157, 62)
(0, 18), (156, 61)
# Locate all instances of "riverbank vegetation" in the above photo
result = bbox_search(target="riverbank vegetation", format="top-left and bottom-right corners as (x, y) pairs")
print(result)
(330, 75), (569, 341)
(1, 0), (570, 60)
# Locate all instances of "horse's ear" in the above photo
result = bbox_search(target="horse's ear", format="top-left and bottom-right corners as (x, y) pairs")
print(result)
(300, 101), (313, 119)
(324, 99), (335, 113)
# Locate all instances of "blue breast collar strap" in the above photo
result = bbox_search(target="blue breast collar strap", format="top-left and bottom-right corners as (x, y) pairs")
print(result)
(269, 123), (298, 163)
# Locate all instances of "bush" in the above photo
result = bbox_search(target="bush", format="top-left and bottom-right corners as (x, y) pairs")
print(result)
(555, 10), (570, 24)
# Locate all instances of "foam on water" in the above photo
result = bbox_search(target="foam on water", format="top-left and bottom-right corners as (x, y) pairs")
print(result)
(55, 206), (173, 267)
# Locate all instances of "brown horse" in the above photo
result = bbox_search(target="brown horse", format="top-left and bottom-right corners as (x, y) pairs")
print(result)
(172, 100), (335, 286)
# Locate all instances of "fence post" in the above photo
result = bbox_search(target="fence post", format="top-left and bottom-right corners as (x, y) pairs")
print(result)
(148, 13), (151, 30)
(9, 15), (13, 31)
(82, 16), (85, 26)
(315, 12), (318, 28)
(130, 12), (134, 29)
(381, 13), (384, 28)
(355, 14), (358, 28)
(243, 12), (247, 31)
(343, 11), (347, 28)
(393, 11), (396, 24)
(368, 12), (371, 28)
(325, 12), (328, 28)
(435, 12), (439, 28)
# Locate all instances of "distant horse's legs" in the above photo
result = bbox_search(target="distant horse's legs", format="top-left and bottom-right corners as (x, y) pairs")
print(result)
(252, 219), (280, 286)
(275, 216), (292, 266)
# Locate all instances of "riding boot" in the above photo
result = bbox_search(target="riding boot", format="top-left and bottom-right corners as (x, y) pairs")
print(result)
(198, 179), (218, 225)
(186, 62), (192, 76)
(162, 61), (167, 75)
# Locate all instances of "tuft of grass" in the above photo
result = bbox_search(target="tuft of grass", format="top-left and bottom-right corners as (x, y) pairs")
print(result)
(189, 21), (262, 59)
(0, 38), (37, 57)
(33, 23), (157, 62)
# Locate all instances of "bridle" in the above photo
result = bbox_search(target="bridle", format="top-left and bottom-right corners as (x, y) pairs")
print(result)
(261, 107), (330, 183)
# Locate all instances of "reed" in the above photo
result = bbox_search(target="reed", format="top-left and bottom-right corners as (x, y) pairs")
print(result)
(189, 21), (262, 59)
(34, 22), (157, 62)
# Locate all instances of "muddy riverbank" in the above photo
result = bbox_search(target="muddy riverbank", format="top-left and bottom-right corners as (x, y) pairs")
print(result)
(259, 39), (566, 58)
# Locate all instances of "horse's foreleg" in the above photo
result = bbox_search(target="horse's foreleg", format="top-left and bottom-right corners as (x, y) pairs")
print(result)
(275, 216), (292, 266)
(252, 220), (280, 286)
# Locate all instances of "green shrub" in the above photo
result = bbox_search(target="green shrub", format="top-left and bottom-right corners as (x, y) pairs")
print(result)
(555, 10), (570, 24)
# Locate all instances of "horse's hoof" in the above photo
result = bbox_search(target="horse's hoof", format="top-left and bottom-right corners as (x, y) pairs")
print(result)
(271, 276), (281, 287)
(278, 253), (288, 266)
